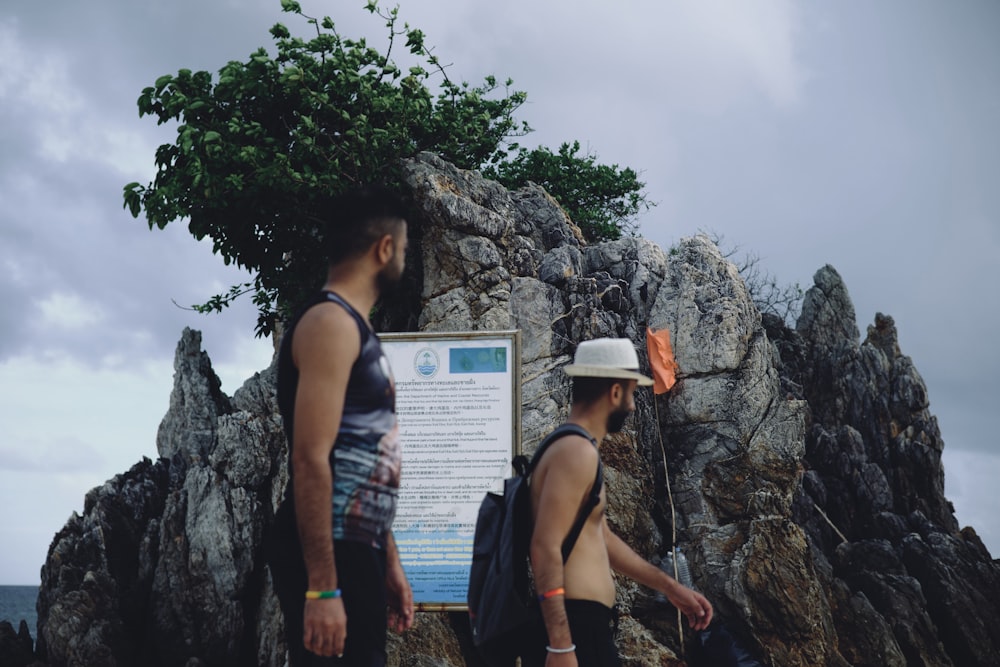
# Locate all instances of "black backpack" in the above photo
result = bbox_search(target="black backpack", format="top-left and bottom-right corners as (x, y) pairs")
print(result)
(467, 423), (603, 665)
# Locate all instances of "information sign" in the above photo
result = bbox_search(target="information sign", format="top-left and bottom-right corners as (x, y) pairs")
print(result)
(381, 330), (521, 611)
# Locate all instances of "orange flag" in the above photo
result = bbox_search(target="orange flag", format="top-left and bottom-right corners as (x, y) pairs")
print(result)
(646, 327), (678, 395)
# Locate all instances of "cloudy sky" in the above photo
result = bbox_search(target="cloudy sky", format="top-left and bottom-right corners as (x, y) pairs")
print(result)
(1, 1), (997, 585)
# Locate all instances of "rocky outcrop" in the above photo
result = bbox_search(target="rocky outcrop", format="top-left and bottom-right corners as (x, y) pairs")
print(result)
(782, 265), (1000, 667)
(0, 620), (37, 667)
(646, 239), (830, 666)
(30, 331), (288, 666)
(8, 153), (999, 666)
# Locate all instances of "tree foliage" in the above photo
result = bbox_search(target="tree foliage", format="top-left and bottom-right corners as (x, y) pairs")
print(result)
(486, 141), (652, 242)
(123, 1), (650, 335)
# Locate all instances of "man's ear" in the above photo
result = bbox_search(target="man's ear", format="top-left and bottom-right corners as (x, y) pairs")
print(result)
(609, 381), (624, 403)
(374, 233), (395, 264)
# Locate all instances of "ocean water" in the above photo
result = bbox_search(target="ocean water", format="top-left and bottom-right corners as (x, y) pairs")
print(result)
(0, 585), (38, 636)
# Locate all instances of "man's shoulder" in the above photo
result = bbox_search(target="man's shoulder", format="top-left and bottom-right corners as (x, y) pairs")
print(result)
(535, 431), (599, 472)
(291, 300), (362, 364)
(545, 423), (597, 452)
(297, 299), (358, 334)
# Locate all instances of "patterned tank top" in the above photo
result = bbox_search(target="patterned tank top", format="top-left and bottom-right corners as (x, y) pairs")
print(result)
(277, 291), (401, 549)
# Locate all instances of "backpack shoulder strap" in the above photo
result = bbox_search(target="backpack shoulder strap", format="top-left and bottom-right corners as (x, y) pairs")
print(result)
(528, 423), (595, 470)
(529, 423), (603, 563)
(561, 455), (602, 562)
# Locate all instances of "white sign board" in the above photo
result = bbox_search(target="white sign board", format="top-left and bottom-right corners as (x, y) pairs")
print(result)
(381, 330), (521, 610)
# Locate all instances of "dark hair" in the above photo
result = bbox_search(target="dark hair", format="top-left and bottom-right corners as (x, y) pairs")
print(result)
(320, 185), (407, 265)
(571, 376), (622, 404)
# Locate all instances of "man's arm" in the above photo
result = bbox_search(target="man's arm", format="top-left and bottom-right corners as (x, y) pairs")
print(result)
(384, 531), (414, 632)
(604, 522), (713, 631)
(291, 303), (360, 658)
(529, 438), (601, 664)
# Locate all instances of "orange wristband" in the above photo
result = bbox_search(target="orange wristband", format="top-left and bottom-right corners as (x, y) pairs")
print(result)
(537, 587), (565, 602)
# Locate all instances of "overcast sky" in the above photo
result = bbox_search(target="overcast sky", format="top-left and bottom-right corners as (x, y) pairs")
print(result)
(1, 1), (997, 586)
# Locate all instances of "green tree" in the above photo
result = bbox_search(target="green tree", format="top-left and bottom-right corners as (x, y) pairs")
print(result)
(486, 141), (652, 242)
(123, 1), (649, 335)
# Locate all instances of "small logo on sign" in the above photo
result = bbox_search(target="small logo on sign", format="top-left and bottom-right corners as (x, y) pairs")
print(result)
(414, 348), (439, 378)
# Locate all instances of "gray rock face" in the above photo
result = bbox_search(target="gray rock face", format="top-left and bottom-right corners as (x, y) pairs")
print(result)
(784, 265), (1000, 667)
(0, 620), (36, 667)
(30, 330), (287, 667)
(10, 154), (999, 666)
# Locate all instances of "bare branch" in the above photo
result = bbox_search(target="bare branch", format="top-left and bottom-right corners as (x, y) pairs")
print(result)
(701, 229), (803, 326)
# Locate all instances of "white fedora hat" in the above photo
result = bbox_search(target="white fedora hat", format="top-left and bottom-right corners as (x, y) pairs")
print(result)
(563, 338), (654, 386)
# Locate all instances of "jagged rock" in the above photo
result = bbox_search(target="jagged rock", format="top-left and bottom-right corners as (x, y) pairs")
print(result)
(157, 329), (232, 461)
(900, 528), (1000, 666)
(826, 575), (907, 667)
(0, 620), (37, 667)
(12, 153), (999, 667)
(33, 457), (169, 665)
(643, 236), (825, 663)
(386, 614), (465, 667)
(616, 615), (684, 666)
(141, 342), (286, 667)
(786, 265), (1000, 667)
(30, 332), (286, 667)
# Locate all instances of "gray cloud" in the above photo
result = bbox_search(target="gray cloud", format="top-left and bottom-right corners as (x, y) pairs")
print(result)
(0, 436), (107, 474)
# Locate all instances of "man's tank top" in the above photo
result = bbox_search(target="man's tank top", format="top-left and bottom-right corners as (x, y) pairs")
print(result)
(277, 291), (401, 550)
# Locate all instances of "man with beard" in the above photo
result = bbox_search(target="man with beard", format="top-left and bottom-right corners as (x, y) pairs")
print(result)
(524, 338), (713, 667)
(268, 185), (414, 666)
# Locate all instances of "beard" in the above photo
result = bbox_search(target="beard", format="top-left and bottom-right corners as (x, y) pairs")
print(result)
(376, 255), (404, 294)
(607, 407), (631, 433)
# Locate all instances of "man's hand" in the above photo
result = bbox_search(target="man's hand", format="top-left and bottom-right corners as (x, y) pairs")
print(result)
(303, 597), (347, 657)
(386, 560), (414, 633)
(665, 583), (713, 631)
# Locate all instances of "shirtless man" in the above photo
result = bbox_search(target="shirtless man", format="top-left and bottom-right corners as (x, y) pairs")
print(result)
(526, 338), (713, 667)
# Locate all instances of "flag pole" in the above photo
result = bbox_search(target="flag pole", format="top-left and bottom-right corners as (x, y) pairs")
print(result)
(646, 327), (684, 653)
